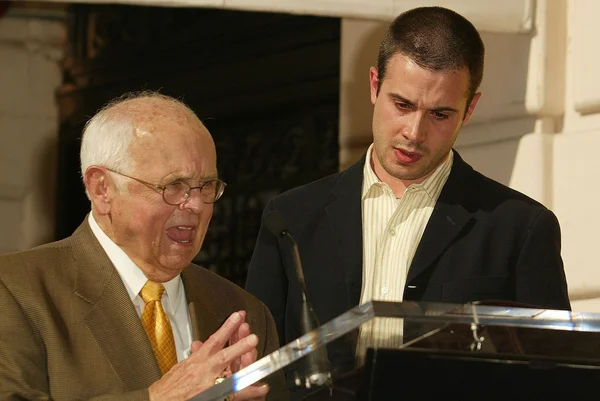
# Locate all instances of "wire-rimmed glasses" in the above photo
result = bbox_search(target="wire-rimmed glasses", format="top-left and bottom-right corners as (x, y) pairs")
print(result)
(106, 169), (227, 205)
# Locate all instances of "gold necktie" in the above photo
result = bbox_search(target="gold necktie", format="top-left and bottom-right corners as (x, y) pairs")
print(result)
(140, 280), (178, 375)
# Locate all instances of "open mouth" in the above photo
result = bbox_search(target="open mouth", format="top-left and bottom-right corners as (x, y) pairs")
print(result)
(394, 148), (422, 164)
(166, 226), (195, 244)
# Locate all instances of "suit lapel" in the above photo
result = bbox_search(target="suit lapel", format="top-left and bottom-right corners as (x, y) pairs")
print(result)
(326, 156), (365, 309)
(406, 152), (474, 284)
(181, 268), (220, 342)
(71, 219), (161, 389)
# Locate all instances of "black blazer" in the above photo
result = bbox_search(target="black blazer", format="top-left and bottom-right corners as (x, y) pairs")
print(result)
(245, 150), (571, 350)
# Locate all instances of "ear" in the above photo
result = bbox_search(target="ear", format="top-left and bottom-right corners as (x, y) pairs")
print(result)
(369, 66), (380, 105)
(84, 166), (113, 215)
(462, 92), (482, 125)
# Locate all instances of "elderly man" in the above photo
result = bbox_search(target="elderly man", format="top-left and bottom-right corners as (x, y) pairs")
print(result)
(0, 92), (287, 400)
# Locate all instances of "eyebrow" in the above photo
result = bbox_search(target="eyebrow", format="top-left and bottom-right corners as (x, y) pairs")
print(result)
(200, 174), (220, 181)
(389, 93), (459, 114)
(165, 173), (220, 183)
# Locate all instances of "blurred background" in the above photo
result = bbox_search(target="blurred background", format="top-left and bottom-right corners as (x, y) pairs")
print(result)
(1, 0), (599, 312)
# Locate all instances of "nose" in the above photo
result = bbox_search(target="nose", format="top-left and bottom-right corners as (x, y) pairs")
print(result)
(178, 188), (210, 214)
(402, 112), (426, 143)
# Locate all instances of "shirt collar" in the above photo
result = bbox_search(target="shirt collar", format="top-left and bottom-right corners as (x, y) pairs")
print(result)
(362, 144), (382, 199)
(361, 144), (454, 201)
(88, 213), (183, 314)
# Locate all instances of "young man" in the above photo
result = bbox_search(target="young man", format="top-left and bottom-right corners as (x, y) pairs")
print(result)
(246, 6), (570, 364)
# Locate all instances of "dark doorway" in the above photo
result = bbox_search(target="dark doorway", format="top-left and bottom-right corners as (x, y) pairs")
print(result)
(56, 4), (340, 286)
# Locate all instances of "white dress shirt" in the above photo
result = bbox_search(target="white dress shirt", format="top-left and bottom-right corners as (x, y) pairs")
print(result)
(88, 213), (193, 362)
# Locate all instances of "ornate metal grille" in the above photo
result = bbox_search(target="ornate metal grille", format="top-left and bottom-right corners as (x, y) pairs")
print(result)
(56, 4), (340, 286)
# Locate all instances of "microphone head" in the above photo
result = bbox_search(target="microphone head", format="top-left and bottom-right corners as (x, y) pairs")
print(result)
(264, 210), (288, 237)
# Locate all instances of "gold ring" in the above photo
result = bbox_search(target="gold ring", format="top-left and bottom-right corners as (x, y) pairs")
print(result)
(213, 377), (234, 401)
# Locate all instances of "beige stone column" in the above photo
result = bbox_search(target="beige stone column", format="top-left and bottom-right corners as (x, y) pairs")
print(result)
(554, 0), (600, 311)
(0, 6), (65, 252)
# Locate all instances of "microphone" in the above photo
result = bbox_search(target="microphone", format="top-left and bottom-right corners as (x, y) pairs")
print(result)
(264, 210), (332, 389)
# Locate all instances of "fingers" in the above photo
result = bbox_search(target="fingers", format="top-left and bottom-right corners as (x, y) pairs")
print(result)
(188, 311), (257, 378)
(230, 322), (251, 373)
(222, 365), (233, 378)
(148, 311), (261, 401)
(240, 347), (258, 370)
(201, 312), (245, 356)
(149, 334), (259, 401)
(211, 334), (258, 377)
(190, 340), (203, 354)
(237, 321), (251, 341)
(233, 383), (269, 401)
(230, 311), (247, 347)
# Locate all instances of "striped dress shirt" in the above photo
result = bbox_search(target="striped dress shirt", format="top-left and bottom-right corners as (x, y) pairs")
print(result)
(357, 145), (453, 353)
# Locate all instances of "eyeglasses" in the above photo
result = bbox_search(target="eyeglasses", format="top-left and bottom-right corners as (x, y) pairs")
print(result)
(106, 169), (227, 205)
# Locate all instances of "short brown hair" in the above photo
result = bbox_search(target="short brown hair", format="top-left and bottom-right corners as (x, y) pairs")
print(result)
(377, 6), (485, 101)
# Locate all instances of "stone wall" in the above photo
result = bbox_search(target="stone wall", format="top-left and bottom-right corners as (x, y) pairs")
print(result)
(0, 3), (65, 253)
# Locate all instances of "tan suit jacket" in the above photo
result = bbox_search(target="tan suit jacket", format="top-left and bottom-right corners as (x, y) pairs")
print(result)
(0, 219), (288, 400)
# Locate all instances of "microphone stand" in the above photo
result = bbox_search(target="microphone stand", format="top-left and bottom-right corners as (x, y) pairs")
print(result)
(282, 230), (332, 389)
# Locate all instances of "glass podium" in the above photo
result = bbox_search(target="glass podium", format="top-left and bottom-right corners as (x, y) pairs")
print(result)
(189, 301), (600, 400)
